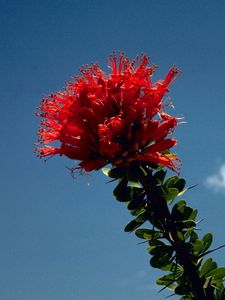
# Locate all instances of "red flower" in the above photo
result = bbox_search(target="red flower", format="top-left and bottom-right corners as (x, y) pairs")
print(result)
(36, 53), (180, 172)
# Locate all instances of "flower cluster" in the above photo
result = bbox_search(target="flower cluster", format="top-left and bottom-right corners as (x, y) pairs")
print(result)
(36, 53), (180, 172)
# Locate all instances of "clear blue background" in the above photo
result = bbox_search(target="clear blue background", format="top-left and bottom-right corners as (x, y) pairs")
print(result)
(1, 0), (225, 299)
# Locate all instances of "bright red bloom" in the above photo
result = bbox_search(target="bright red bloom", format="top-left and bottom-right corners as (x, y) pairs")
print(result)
(36, 53), (180, 172)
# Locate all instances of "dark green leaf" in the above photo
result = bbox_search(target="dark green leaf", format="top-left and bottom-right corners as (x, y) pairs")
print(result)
(149, 245), (173, 256)
(125, 211), (147, 232)
(127, 192), (145, 210)
(182, 206), (194, 220)
(108, 167), (127, 178)
(174, 178), (186, 192)
(171, 200), (186, 218)
(135, 211), (147, 222)
(150, 253), (172, 268)
(113, 178), (128, 202)
(124, 219), (142, 232)
(175, 285), (190, 295)
(153, 170), (167, 184)
(171, 201), (194, 222)
(179, 220), (196, 229)
(148, 239), (165, 247)
(113, 178), (142, 203)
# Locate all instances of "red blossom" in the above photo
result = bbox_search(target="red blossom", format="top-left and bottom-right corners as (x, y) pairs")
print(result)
(36, 53), (181, 172)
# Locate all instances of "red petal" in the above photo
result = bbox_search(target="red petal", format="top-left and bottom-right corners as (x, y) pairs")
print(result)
(145, 139), (177, 153)
(79, 158), (106, 172)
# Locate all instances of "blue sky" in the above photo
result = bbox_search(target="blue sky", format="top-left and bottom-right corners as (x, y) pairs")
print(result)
(1, 0), (225, 299)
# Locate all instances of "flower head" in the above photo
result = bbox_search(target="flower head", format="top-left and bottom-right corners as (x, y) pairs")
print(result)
(36, 53), (180, 172)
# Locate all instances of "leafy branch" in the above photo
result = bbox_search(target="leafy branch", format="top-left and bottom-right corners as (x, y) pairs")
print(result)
(103, 162), (225, 300)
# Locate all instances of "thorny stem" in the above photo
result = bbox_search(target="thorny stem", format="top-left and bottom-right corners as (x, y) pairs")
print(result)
(136, 166), (214, 300)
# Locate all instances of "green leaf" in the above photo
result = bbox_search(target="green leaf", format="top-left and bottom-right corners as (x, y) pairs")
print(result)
(215, 287), (225, 300)
(189, 209), (198, 221)
(210, 268), (225, 280)
(164, 176), (186, 193)
(156, 273), (176, 286)
(102, 167), (110, 176)
(174, 178), (186, 192)
(177, 188), (188, 197)
(200, 258), (217, 277)
(184, 228), (194, 240)
(160, 262), (183, 273)
(135, 211), (147, 222)
(203, 276), (213, 289)
(127, 164), (147, 182)
(127, 192), (145, 210)
(128, 181), (142, 188)
(182, 206), (194, 220)
(130, 207), (145, 216)
(113, 177), (128, 202)
(108, 167), (127, 178)
(189, 231), (198, 243)
(202, 233), (213, 252)
(135, 228), (162, 240)
(149, 245), (173, 269)
(171, 200), (186, 217)
(193, 240), (204, 254)
(164, 176), (179, 188)
(148, 245), (172, 256)
(113, 178), (142, 203)
(148, 239), (165, 247)
(164, 188), (179, 202)
(153, 170), (167, 184)
(124, 211), (147, 232)
(171, 201), (195, 222)
(175, 285), (190, 295)
(176, 230), (185, 242)
(150, 253), (172, 269)
(180, 220), (196, 229)
(124, 219), (141, 232)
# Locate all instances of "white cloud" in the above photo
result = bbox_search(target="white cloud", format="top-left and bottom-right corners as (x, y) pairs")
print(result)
(205, 164), (225, 193)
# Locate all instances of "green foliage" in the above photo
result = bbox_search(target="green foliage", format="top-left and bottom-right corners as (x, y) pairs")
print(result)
(105, 166), (225, 299)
